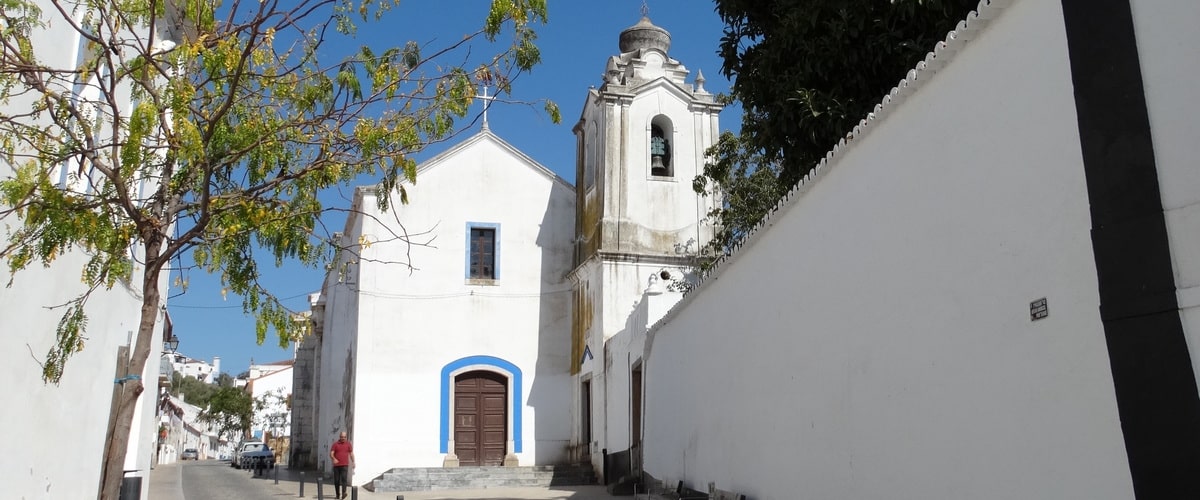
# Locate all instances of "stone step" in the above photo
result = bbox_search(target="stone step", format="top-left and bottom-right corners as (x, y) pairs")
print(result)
(371, 465), (596, 492)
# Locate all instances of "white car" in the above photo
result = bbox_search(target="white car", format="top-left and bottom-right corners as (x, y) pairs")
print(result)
(232, 441), (264, 469)
(238, 442), (275, 470)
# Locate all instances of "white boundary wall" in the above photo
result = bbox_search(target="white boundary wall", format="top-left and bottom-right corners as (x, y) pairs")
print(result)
(640, 0), (1200, 497)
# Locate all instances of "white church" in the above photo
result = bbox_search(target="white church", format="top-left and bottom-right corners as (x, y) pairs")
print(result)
(292, 14), (717, 485)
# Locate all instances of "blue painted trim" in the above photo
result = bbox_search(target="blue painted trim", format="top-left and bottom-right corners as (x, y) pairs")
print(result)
(464, 222), (501, 280)
(439, 355), (523, 454)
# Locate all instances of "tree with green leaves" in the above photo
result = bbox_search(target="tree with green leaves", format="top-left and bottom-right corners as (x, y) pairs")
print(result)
(0, 1), (555, 497)
(214, 371), (236, 388)
(253, 387), (290, 441)
(695, 0), (976, 265)
(200, 385), (254, 444)
(170, 371), (217, 407)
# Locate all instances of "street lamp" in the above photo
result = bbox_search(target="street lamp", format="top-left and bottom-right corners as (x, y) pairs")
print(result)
(162, 311), (179, 354)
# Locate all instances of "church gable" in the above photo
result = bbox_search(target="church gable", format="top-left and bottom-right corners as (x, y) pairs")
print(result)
(348, 127), (576, 299)
(412, 129), (573, 196)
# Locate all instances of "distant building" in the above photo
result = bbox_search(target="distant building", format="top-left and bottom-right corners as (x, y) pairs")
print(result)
(249, 359), (292, 379)
(169, 354), (221, 384)
(246, 360), (294, 464)
(158, 394), (228, 463)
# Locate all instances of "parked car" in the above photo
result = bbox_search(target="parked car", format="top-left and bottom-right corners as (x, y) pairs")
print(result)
(238, 442), (275, 470)
(232, 441), (262, 469)
(181, 448), (199, 460)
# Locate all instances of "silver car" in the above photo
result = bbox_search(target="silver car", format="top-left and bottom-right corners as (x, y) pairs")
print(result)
(181, 448), (199, 460)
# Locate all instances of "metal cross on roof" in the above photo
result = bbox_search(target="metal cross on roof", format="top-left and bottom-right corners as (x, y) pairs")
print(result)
(641, 0), (649, 17)
(474, 83), (495, 130)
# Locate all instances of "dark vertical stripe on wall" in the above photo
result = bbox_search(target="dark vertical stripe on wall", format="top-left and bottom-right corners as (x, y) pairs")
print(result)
(1060, 1), (1200, 498)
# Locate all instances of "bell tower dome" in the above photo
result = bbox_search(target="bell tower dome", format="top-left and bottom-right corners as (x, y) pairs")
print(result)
(619, 16), (671, 54)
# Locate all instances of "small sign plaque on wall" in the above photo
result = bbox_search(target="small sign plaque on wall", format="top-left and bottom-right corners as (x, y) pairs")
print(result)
(1030, 297), (1049, 321)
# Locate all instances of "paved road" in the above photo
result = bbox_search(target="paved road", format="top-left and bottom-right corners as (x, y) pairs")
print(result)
(151, 460), (625, 500)
(153, 459), (321, 500)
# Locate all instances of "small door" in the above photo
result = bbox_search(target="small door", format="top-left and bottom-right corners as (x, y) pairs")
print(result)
(454, 371), (508, 466)
(631, 364), (643, 473)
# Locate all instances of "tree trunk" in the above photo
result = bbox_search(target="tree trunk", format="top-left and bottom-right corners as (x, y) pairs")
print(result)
(98, 235), (165, 500)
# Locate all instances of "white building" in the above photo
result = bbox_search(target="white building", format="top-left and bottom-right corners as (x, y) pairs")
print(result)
(0, 2), (176, 499)
(158, 394), (227, 463)
(249, 359), (292, 379)
(303, 123), (579, 482)
(247, 361), (294, 442)
(170, 354), (221, 384)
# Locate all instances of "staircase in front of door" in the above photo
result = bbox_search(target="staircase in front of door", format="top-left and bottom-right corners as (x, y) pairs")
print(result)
(369, 464), (596, 492)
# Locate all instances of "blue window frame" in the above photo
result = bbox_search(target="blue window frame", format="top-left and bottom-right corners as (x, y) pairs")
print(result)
(465, 222), (500, 280)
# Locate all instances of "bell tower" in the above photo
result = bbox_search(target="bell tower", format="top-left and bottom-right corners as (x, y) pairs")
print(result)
(574, 14), (722, 264)
(568, 13), (723, 475)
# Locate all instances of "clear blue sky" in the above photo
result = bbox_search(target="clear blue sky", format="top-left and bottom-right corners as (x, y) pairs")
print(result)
(166, 0), (738, 375)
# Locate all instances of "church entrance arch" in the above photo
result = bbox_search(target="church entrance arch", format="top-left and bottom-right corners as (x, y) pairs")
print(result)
(440, 355), (523, 467)
(454, 370), (507, 466)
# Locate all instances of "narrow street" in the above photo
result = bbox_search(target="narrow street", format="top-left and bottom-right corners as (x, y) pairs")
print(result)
(184, 461), (282, 500)
(153, 460), (291, 500)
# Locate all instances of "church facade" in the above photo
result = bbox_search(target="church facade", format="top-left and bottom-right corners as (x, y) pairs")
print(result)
(293, 15), (718, 486)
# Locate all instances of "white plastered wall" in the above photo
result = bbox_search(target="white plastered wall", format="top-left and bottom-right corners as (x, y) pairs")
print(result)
(315, 218), (364, 477)
(641, 0), (1140, 498)
(1, 3), (164, 498)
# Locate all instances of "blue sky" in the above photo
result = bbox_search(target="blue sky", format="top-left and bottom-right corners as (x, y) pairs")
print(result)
(165, 0), (738, 375)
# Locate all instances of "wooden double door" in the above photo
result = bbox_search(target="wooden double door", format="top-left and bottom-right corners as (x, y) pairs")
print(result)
(454, 370), (508, 466)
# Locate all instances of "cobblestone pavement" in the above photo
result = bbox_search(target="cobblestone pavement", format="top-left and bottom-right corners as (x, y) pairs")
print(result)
(151, 460), (621, 500)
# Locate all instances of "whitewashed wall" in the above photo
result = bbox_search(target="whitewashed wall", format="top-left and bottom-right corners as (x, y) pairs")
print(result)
(612, 84), (718, 244)
(315, 219), (364, 474)
(577, 260), (689, 478)
(0, 3), (164, 498)
(640, 0), (1162, 498)
(1, 261), (165, 500)
(598, 284), (678, 463)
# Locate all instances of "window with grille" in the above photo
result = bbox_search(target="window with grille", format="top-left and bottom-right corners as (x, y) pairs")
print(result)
(469, 227), (496, 279)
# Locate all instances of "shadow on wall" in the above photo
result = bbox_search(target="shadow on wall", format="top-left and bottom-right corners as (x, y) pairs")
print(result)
(325, 345), (355, 465)
(526, 188), (576, 465)
(343, 345), (356, 446)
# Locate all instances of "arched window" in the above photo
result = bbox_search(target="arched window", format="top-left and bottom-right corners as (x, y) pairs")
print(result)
(649, 116), (673, 177)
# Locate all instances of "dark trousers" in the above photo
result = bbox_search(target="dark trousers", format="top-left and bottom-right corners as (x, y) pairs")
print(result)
(333, 465), (349, 496)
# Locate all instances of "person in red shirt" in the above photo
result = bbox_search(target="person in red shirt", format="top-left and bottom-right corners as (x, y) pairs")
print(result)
(329, 431), (355, 499)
